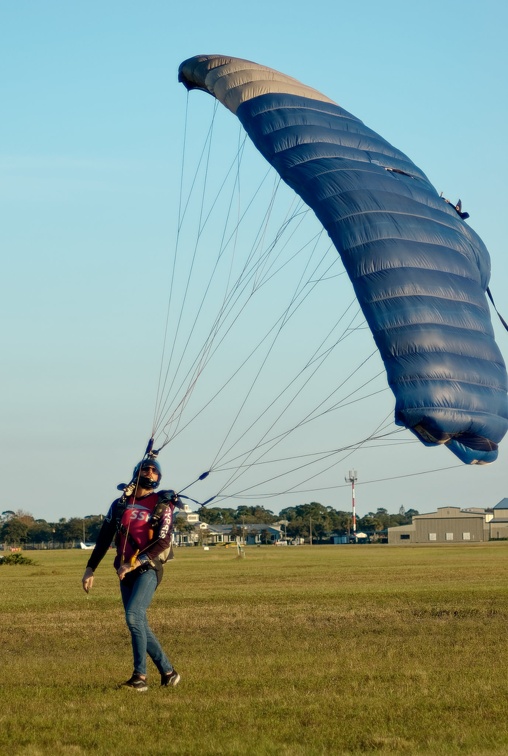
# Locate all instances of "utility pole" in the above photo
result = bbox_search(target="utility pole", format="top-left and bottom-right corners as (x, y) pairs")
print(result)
(309, 515), (313, 546)
(345, 470), (358, 535)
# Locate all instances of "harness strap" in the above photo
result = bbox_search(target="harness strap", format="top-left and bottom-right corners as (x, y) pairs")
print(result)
(118, 523), (142, 555)
(487, 287), (508, 332)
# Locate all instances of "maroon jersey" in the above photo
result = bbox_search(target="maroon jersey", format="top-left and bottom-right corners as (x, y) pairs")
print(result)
(87, 489), (178, 576)
(118, 492), (174, 565)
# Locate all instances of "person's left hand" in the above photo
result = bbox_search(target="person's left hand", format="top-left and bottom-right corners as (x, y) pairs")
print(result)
(117, 562), (134, 580)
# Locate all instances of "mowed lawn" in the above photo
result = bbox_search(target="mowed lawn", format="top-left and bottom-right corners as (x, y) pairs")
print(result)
(1, 543), (507, 755)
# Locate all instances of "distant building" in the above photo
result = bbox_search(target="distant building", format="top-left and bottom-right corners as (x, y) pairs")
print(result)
(489, 499), (508, 540)
(240, 523), (284, 545)
(173, 514), (283, 546)
(388, 506), (489, 544)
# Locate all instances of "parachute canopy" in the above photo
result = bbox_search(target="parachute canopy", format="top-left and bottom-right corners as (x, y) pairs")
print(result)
(178, 54), (508, 465)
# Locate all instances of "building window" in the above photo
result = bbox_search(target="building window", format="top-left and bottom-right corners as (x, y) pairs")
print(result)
(446, 533), (454, 541)
(400, 534), (410, 540)
(429, 533), (437, 541)
(462, 532), (470, 541)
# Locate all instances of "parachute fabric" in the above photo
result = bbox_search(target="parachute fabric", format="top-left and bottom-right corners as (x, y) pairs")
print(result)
(178, 55), (508, 465)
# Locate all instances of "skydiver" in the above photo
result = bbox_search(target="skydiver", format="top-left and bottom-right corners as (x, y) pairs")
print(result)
(81, 457), (182, 691)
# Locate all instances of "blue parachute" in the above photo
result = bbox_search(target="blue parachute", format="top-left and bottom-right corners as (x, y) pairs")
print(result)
(178, 55), (508, 464)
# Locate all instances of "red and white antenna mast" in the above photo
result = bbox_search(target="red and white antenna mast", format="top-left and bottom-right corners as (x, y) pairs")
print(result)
(345, 470), (358, 534)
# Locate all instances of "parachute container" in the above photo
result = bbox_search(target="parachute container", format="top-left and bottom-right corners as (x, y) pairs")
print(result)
(178, 55), (508, 464)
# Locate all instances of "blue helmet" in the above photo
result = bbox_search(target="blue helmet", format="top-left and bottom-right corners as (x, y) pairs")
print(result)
(133, 457), (162, 490)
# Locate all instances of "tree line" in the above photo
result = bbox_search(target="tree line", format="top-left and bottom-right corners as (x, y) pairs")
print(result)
(195, 503), (418, 542)
(0, 509), (104, 548)
(1, 503), (419, 547)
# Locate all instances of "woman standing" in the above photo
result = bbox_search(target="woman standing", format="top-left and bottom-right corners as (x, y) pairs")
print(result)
(81, 457), (181, 691)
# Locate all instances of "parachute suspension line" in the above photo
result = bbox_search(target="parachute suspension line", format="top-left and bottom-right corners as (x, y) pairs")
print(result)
(152, 93), (191, 437)
(152, 137), (246, 441)
(221, 463), (463, 501)
(152, 96), (354, 458)
(256, 461), (462, 500)
(236, 410), (405, 501)
(150, 97), (406, 501)
(209, 432), (389, 503)
(217, 373), (390, 475)
(151, 112), (292, 446)
(241, 197), (317, 298)
(154, 175), (382, 496)
(153, 96), (218, 435)
(207, 305), (362, 494)
(208, 352), (391, 500)
(215, 429), (413, 473)
(156, 94), (366, 451)
(344, 464), (462, 489)
(211, 126), (250, 320)
(204, 209), (328, 470)
(152, 99), (221, 437)
(210, 297), (364, 473)
(166, 332), (380, 488)
(204, 291), (373, 474)
(154, 109), (264, 445)
(210, 353), (387, 499)
(177, 100), (220, 234)
(161, 227), (346, 471)
(152, 167), (319, 449)
(248, 184), (305, 294)
(186, 141), (290, 385)
(152, 237), (319, 453)
(153, 145), (277, 442)
(215, 383), (383, 473)
(297, 367), (387, 431)
(152, 156), (286, 447)
(215, 412), (406, 503)
(152, 150), (249, 443)
(168, 175), (291, 439)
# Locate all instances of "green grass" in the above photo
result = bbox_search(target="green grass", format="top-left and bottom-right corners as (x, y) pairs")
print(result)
(1, 543), (507, 755)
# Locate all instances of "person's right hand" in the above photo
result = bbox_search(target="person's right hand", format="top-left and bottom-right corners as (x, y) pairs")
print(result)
(82, 567), (94, 593)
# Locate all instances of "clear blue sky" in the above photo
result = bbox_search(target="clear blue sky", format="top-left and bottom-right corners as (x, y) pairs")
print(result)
(2, 0), (507, 522)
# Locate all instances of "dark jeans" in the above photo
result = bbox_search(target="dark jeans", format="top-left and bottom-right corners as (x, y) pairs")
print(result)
(120, 568), (172, 677)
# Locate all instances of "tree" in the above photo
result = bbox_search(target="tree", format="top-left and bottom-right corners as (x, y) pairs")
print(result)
(197, 507), (235, 525)
(372, 508), (391, 530)
(83, 516), (104, 542)
(328, 509), (353, 534)
(234, 505), (277, 524)
(358, 514), (384, 533)
(1, 510), (16, 522)
(405, 508), (419, 521)
(285, 517), (306, 539)
(54, 518), (84, 546)
(14, 509), (35, 525)
(28, 520), (53, 544)
(280, 502), (333, 542)
(1, 517), (29, 545)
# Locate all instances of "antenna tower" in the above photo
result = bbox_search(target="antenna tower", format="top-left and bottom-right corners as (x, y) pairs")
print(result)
(345, 470), (358, 534)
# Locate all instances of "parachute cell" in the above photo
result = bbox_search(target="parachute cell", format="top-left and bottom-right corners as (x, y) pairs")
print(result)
(178, 54), (508, 464)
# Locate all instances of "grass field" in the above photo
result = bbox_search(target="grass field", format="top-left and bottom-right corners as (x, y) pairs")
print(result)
(1, 543), (507, 755)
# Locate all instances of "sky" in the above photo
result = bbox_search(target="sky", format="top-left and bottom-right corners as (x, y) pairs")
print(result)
(2, 0), (508, 523)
